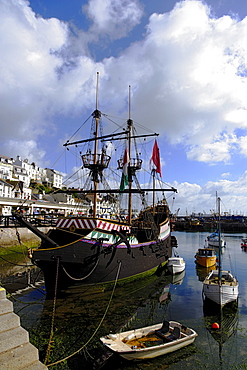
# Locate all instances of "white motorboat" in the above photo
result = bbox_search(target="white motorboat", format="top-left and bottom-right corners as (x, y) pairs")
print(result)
(167, 257), (185, 275)
(100, 320), (197, 361)
(207, 232), (225, 248)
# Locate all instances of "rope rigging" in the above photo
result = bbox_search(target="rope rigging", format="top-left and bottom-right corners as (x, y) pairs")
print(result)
(46, 261), (122, 367)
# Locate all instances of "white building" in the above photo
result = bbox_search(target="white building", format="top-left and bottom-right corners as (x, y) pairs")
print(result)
(0, 155), (14, 180)
(45, 168), (63, 189)
(0, 179), (13, 199)
(30, 162), (47, 184)
(12, 165), (30, 188)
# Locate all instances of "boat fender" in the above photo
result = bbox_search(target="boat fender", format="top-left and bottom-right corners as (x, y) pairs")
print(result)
(28, 249), (33, 259)
(107, 334), (118, 340)
(125, 333), (135, 341)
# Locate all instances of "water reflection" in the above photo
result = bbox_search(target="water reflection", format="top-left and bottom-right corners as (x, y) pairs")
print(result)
(29, 273), (179, 368)
(203, 298), (238, 368)
(170, 270), (185, 285)
(195, 265), (216, 282)
(8, 231), (247, 369)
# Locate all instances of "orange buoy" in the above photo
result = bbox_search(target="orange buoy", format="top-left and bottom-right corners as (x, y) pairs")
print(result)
(212, 322), (220, 329)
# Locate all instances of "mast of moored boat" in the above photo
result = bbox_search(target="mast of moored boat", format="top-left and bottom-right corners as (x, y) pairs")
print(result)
(152, 169), (156, 210)
(217, 196), (222, 306)
(92, 72), (100, 218)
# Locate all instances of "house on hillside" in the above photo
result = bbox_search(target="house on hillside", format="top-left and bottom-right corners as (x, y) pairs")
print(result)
(45, 168), (63, 189)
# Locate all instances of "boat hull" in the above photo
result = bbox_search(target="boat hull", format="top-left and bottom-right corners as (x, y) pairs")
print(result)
(207, 232), (225, 248)
(202, 270), (239, 306)
(167, 257), (185, 275)
(100, 321), (197, 361)
(195, 248), (217, 268)
(32, 224), (172, 294)
(207, 240), (225, 248)
(195, 256), (216, 268)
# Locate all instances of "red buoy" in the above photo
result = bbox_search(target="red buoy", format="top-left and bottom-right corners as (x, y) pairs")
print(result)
(212, 322), (220, 329)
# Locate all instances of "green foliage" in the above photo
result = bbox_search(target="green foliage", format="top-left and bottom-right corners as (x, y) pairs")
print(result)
(29, 182), (52, 194)
(0, 241), (39, 267)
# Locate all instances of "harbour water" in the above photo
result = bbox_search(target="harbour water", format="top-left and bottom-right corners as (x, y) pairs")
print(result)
(9, 231), (247, 369)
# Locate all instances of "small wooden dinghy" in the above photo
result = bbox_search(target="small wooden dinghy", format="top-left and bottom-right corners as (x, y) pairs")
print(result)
(100, 320), (197, 361)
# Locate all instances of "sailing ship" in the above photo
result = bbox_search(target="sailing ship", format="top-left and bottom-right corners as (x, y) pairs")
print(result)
(16, 74), (177, 294)
(202, 197), (238, 306)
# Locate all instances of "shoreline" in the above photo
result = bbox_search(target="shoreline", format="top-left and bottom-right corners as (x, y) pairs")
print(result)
(0, 228), (45, 292)
(0, 227), (51, 247)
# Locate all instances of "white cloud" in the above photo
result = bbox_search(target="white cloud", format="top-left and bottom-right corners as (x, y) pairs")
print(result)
(170, 171), (247, 215)
(2, 0), (247, 213)
(83, 0), (143, 39)
(0, 0), (68, 160)
(2, 0), (247, 165)
(221, 172), (230, 178)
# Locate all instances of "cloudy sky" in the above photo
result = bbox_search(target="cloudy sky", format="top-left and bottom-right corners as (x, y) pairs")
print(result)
(1, 0), (247, 215)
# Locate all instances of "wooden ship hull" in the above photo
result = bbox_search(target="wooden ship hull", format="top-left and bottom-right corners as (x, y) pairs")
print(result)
(30, 205), (173, 294)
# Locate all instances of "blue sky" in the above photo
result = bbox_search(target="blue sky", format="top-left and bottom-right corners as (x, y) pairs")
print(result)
(1, 0), (247, 215)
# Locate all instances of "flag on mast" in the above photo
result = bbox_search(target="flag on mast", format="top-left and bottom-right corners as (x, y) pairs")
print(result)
(120, 148), (129, 191)
(151, 139), (162, 176)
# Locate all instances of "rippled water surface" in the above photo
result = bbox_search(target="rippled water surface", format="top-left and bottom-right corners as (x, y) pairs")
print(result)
(10, 231), (247, 369)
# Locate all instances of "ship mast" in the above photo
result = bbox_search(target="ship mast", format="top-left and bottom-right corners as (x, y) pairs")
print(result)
(63, 76), (176, 218)
(79, 72), (110, 218)
(92, 72), (100, 218)
(127, 86), (133, 222)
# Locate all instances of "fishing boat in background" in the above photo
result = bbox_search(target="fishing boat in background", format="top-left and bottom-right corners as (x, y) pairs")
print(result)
(207, 232), (226, 248)
(241, 238), (247, 248)
(14, 73), (177, 294)
(195, 247), (217, 268)
(203, 197), (238, 306)
(100, 320), (197, 361)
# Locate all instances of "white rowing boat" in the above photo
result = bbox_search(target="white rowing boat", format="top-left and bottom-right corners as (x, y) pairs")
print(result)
(100, 320), (197, 361)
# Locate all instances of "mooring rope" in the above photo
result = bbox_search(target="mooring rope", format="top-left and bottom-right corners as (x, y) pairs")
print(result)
(44, 257), (60, 365)
(0, 255), (32, 267)
(46, 261), (122, 367)
(61, 258), (99, 281)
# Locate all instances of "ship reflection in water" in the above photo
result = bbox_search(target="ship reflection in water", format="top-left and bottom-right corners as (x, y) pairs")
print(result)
(12, 270), (191, 369)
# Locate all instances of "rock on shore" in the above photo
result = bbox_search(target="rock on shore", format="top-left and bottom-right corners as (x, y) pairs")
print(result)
(0, 227), (51, 247)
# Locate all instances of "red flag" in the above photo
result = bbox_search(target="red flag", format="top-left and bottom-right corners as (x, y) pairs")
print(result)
(151, 140), (162, 176)
(120, 148), (129, 191)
